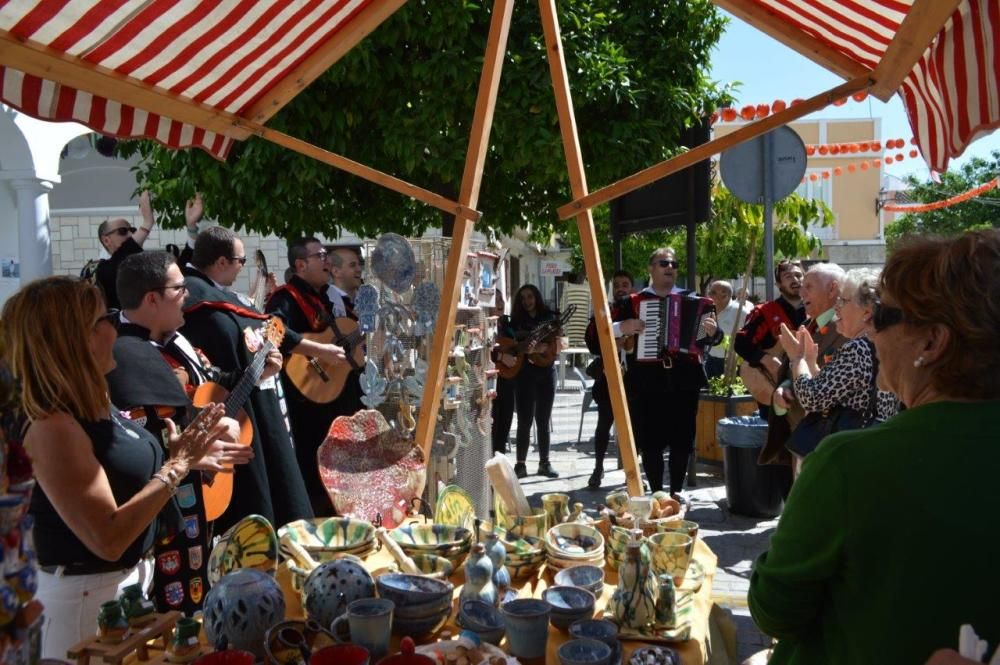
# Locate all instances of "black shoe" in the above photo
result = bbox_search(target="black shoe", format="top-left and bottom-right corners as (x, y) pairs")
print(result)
(537, 462), (559, 478)
(514, 463), (527, 479)
(587, 469), (603, 490)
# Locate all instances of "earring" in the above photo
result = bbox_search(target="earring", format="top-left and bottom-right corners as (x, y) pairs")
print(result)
(913, 355), (925, 368)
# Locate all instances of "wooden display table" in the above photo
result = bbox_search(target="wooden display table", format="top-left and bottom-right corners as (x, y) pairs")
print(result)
(66, 611), (196, 665)
(276, 527), (718, 665)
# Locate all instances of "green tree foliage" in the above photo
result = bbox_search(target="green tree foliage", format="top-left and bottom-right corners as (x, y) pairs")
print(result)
(885, 150), (1000, 247)
(565, 185), (832, 291)
(117, 1), (734, 239)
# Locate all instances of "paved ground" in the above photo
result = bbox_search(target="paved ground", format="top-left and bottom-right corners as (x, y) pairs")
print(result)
(500, 376), (777, 663)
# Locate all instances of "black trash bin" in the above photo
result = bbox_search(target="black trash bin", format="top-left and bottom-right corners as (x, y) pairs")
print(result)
(717, 415), (792, 518)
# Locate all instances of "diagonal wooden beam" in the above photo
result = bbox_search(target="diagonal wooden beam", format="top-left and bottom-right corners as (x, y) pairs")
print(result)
(869, 0), (963, 101)
(415, 0), (515, 461)
(713, 0), (869, 81)
(0, 29), (252, 140)
(537, 0), (642, 497)
(244, 0), (407, 124)
(556, 75), (871, 220)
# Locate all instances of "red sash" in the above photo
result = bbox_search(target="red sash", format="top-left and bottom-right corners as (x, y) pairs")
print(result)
(267, 283), (328, 332)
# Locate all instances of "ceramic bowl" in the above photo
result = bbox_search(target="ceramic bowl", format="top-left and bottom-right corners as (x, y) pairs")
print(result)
(391, 593), (453, 620)
(558, 638), (612, 665)
(375, 573), (454, 608)
(457, 599), (505, 634)
(655, 519), (699, 542)
(554, 565), (605, 596)
(546, 552), (606, 571)
(390, 524), (471, 551)
(568, 619), (619, 649)
(279, 517), (375, 551)
(545, 524), (605, 559)
(542, 585), (597, 630)
(390, 606), (451, 638)
(501, 509), (550, 540)
(604, 491), (630, 515)
(264, 620), (336, 665)
(407, 554), (454, 581)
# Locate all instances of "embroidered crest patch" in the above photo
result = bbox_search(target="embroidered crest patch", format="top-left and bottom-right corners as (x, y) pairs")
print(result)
(183, 515), (200, 539)
(189, 577), (203, 604)
(188, 545), (203, 570)
(164, 581), (184, 607)
(157, 550), (181, 576)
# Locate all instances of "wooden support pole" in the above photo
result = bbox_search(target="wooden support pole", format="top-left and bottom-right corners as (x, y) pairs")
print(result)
(416, 0), (515, 461)
(537, 0), (642, 497)
(555, 76), (871, 220)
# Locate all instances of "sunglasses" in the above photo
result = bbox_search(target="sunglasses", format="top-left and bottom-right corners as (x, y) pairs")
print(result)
(229, 256), (248, 266)
(96, 308), (120, 328)
(872, 301), (905, 332)
(154, 282), (188, 295)
(656, 259), (679, 269)
(103, 226), (136, 238)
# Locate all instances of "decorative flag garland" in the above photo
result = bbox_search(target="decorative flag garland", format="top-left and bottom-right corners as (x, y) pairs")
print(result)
(880, 178), (1000, 213)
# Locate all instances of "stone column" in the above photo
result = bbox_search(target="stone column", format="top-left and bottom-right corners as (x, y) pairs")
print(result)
(11, 177), (54, 282)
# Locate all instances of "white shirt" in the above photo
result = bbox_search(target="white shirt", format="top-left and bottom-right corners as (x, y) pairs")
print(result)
(326, 283), (350, 318)
(709, 299), (753, 358)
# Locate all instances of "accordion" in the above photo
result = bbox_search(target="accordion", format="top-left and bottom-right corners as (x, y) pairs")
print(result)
(634, 292), (716, 363)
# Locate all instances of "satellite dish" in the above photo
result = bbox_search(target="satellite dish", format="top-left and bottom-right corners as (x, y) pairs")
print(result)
(720, 126), (807, 204)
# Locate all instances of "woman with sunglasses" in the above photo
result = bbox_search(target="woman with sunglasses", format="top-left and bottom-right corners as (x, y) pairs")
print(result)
(776, 267), (899, 458)
(1, 277), (228, 657)
(749, 231), (1000, 664)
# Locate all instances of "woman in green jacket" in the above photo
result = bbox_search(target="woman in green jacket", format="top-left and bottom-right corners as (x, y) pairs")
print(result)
(748, 230), (1000, 665)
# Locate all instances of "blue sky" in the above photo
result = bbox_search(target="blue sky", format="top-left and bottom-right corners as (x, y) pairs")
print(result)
(708, 11), (1000, 181)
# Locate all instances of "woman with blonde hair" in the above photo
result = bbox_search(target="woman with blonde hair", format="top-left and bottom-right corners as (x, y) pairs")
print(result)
(1, 277), (227, 658)
(749, 230), (1000, 664)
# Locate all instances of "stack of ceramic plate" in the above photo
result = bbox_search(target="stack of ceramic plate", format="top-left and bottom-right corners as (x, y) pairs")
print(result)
(544, 523), (605, 570)
(278, 517), (377, 564)
(376, 573), (454, 638)
(389, 523), (472, 568)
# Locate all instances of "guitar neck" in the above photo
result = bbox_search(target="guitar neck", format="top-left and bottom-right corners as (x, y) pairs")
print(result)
(224, 341), (273, 418)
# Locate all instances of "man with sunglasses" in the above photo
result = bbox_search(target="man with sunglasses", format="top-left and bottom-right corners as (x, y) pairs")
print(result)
(94, 191), (204, 309)
(266, 237), (358, 515)
(613, 248), (721, 499)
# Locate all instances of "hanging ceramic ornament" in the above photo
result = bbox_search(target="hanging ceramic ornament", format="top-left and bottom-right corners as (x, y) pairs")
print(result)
(360, 359), (388, 409)
(371, 234), (417, 294)
(354, 284), (380, 333)
(412, 282), (440, 336)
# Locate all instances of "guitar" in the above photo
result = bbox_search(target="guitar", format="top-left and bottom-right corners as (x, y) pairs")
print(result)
(492, 304), (576, 379)
(192, 317), (285, 522)
(284, 316), (366, 403)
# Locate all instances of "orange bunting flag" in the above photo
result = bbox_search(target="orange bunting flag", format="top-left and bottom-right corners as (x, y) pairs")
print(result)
(882, 178), (1000, 213)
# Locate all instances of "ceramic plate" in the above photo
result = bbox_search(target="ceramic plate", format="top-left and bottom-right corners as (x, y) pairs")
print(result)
(415, 639), (515, 663)
(434, 485), (477, 532)
(208, 514), (278, 584)
(371, 233), (417, 293)
(317, 410), (426, 528)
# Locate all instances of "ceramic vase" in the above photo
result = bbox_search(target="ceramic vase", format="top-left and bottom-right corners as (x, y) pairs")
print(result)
(96, 600), (129, 643)
(167, 617), (202, 663)
(203, 569), (285, 659)
(608, 542), (657, 630)
(483, 533), (510, 604)
(460, 543), (497, 606)
(302, 559), (375, 629)
(542, 493), (571, 526)
(655, 574), (677, 628)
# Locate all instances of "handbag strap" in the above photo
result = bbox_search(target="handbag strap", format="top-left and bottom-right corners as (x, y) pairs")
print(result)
(864, 337), (879, 423)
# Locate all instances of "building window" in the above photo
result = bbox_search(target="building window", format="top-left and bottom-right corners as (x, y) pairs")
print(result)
(795, 170), (835, 240)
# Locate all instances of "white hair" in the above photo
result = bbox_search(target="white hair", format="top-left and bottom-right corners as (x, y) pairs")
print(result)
(842, 267), (881, 307)
(709, 280), (733, 297)
(806, 262), (846, 289)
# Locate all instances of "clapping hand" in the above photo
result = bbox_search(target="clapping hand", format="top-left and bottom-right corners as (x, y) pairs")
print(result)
(185, 192), (204, 228)
(164, 403), (228, 468)
(779, 323), (806, 361)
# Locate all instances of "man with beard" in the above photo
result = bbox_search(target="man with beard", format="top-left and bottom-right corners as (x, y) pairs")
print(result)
(181, 227), (326, 529)
(735, 260), (808, 417)
(614, 249), (721, 498)
(757, 262), (848, 467)
(266, 238), (357, 515)
(107, 251), (257, 613)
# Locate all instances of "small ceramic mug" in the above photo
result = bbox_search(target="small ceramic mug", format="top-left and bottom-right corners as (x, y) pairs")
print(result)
(331, 598), (394, 662)
(605, 491), (630, 515)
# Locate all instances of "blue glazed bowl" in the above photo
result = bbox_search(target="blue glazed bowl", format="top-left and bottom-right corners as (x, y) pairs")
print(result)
(554, 565), (605, 596)
(558, 638), (612, 665)
(542, 586), (597, 631)
(390, 606), (451, 638)
(458, 600), (503, 632)
(375, 573), (453, 608)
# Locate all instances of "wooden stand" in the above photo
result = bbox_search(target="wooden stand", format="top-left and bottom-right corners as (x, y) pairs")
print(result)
(67, 611), (184, 665)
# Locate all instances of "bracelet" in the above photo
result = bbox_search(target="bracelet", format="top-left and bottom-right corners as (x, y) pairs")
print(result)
(151, 473), (177, 495)
(186, 224), (199, 237)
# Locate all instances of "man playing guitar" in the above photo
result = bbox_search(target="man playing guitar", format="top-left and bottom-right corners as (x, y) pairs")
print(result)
(614, 248), (722, 499)
(266, 237), (357, 515)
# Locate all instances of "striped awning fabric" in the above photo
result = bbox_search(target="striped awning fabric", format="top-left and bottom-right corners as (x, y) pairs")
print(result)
(0, 0), (376, 160)
(747, 0), (998, 172)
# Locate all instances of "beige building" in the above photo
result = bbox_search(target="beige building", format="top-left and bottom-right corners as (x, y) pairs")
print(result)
(715, 117), (889, 268)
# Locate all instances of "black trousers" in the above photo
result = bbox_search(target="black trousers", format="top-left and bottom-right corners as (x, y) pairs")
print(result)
(592, 376), (614, 469)
(625, 374), (700, 494)
(491, 376), (516, 454)
(514, 363), (556, 464)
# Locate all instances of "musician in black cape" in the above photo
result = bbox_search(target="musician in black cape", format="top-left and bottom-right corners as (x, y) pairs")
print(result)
(106, 251), (257, 614)
(180, 227), (315, 528)
(265, 237), (355, 516)
(614, 248), (721, 498)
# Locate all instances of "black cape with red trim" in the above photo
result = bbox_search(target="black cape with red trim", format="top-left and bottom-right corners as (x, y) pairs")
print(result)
(180, 266), (313, 529)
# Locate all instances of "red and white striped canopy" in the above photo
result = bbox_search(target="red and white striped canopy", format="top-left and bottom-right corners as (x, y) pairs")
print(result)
(0, 0), (379, 160)
(739, 0), (999, 172)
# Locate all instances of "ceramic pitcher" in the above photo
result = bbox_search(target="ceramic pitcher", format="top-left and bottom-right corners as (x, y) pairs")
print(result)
(460, 543), (497, 606)
(542, 493), (571, 526)
(483, 532), (510, 604)
(608, 542), (657, 630)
